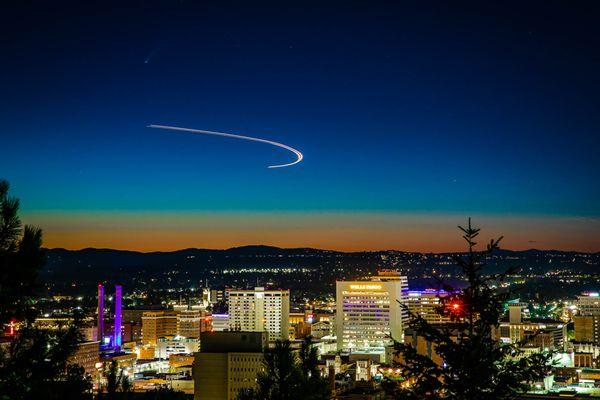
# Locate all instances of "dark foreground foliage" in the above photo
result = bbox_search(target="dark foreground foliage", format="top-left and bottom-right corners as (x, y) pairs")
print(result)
(386, 219), (552, 400)
(236, 336), (330, 400)
(0, 180), (92, 400)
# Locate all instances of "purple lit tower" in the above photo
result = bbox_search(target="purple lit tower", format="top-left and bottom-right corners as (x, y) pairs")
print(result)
(113, 285), (122, 349)
(97, 284), (104, 341)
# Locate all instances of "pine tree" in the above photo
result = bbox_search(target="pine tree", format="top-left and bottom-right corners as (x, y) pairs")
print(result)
(0, 179), (92, 400)
(0, 179), (44, 325)
(388, 219), (552, 399)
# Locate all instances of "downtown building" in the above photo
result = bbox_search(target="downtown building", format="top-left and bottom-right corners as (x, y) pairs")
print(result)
(336, 271), (409, 361)
(227, 287), (290, 341)
(176, 309), (212, 339)
(406, 289), (452, 325)
(497, 303), (567, 351)
(141, 310), (178, 345)
(574, 292), (600, 345)
(193, 331), (267, 400)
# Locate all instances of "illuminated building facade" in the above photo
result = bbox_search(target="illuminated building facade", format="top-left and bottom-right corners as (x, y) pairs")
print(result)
(574, 315), (600, 345)
(156, 336), (200, 359)
(577, 292), (600, 316)
(142, 310), (178, 345)
(177, 309), (202, 338)
(228, 287), (290, 341)
(574, 293), (600, 345)
(212, 314), (230, 332)
(68, 341), (100, 377)
(406, 289), (451, 325)
(498, 319), (567, 351)
(97, 283), (123, 349)
(336, 272), (408, 360)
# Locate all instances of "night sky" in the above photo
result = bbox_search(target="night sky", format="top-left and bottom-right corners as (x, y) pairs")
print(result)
(2, 1), (599, 251)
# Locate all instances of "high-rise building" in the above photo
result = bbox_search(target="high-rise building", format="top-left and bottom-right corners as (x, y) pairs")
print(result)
(228, 287), (290, 341)
(336, 271), (409, 361)
(193, 331), (267, 400)
(142, 310), (178, 345)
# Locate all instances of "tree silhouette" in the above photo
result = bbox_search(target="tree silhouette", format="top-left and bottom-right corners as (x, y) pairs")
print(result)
(255, 340), (301, 399)
(0, 179), (44, 325)
(236, 337), (329, 400)
(98, 360), (131, 400)
(387, 219), (552, 399)
(0, 179), (91, 400)
(298, 336), (330, 400)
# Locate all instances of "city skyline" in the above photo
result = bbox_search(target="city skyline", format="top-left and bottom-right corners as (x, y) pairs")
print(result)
(3, 2), (600, 399)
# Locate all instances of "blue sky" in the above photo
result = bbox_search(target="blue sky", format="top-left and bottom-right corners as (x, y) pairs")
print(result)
(1, 1), (599, 251)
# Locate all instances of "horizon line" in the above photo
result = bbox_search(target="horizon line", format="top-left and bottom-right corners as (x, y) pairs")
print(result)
(43, 244), (600, 255)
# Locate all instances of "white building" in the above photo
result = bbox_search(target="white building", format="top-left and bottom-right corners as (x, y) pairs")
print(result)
(336, 271), (408, 361)
(228, 287), (290, 341)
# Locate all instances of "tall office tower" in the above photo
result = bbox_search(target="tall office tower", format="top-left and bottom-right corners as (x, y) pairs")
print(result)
(141, 310), (178, 345)
(193, 331), (267, 400)
(406, 289), (452, 325)
(228, 287), (290, 341)
(97, 284), (105, 342)
(336, 271), (409, 361)
(113, 285), (122, 348)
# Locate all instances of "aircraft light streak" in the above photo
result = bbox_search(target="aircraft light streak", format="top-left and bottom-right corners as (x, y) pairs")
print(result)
(148, 124), (303, 168)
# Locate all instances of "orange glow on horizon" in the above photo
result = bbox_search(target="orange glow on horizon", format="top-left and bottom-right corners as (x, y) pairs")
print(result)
(22, 211), (600, 253)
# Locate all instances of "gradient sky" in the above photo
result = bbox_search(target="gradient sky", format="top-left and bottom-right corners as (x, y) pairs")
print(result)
(2, 1), (599, 252)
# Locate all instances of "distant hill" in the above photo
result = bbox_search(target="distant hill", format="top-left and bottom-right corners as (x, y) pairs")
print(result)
(42, 246), (599, 295)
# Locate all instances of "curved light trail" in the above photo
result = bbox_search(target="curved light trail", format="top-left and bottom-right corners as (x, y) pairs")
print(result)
(148, 124), (303, 169)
